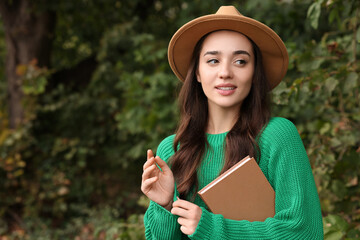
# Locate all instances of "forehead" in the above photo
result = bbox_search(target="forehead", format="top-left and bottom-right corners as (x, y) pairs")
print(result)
(200, 30), (253, 53)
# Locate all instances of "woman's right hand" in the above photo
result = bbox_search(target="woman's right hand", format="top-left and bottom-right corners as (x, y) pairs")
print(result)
(141, 149), (175, 210)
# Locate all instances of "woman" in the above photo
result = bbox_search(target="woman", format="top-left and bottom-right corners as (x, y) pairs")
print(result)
(141, 6), (323, 240)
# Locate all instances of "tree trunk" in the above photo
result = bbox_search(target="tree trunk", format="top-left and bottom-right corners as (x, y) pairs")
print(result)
(0, 0), (55, 128)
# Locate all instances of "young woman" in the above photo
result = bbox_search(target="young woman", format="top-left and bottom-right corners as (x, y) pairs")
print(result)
(141, 6), (323, 240)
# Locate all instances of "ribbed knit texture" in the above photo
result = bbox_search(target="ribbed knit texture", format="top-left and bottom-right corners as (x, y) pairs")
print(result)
(143, 117), (324, 239)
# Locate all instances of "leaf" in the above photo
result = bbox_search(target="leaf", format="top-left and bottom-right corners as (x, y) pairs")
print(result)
(320, 122), (331, 135)
(324, 230), (344, 240)
(330, 138), (342, 148)
(331, 180), (348, 200)
(15, 64), (28, 76)
(325, 214), (349, 230)
(13, 169), (24, 177)
(325, 77), (339, 94)
(298, 58), (325, 72)
(344, 72), (359, 92)
(307, 0), (324, 29)
(329, 8), (339, 24)
(345, 175), (358, 187)
(323, 214), (349, 240)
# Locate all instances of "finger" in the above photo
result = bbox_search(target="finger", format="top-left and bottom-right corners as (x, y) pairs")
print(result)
(172, 199), (194, 210)
(143, 156), (155, 170)
(141, 176), (158, 193)
(142, 164), (157, 180)
(171, 206), (190, 218)
(177, 216), (187, 226)
(153, 156), (170, 172)
(180, 225), (191, 235)
(147, 149), (154, 160)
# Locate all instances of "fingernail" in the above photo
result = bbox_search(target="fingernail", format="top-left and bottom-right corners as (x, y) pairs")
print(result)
(176, 196), (180, 200)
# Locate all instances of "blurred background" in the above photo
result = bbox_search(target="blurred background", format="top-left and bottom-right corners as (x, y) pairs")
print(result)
(0, 0), (359, 239)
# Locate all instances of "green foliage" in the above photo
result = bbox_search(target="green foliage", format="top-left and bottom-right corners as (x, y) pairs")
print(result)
(272, 0), (360, 238)
(323, 214), (349, 240)
(0, 0), (359, 239)
(307, 0), (324, 29)
(0, 206), (146, 240)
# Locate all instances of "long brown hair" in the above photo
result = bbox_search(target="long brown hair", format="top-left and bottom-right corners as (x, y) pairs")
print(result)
(170, 31), (271, 199)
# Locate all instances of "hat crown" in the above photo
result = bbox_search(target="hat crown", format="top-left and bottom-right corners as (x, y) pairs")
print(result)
(216, 6), (242, 16)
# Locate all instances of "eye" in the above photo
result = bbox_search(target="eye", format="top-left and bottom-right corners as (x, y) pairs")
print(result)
(235, 59), (247, 65)
(206, 59), (219, 64)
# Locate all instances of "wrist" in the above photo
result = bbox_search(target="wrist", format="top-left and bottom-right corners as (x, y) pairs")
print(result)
(162, 200), (173, 211)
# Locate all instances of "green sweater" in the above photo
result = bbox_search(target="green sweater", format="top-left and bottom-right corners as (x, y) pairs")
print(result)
(144, 117), (324, 239)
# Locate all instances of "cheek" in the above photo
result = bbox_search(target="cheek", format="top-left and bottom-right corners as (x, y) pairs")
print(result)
(197, 62), (216, 80)
(242, 67), (255, 85)
(196, 64), (205, 83)
(236, 71), (254, 95)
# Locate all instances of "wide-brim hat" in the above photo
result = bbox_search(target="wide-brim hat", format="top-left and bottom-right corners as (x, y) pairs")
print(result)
(168, 6), (289, 90)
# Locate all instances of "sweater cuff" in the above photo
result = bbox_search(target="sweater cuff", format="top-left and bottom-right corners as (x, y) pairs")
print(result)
(151, 200), (173, 215)
(188, 207), (213, 240)
(145, 200), (179, 234)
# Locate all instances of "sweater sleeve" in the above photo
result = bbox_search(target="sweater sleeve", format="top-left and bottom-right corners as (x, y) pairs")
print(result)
(143, 135), (183, 240)
(188, 118), (324, 240)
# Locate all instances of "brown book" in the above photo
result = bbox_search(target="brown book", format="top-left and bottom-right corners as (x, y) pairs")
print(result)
(197, 156), (275, 221)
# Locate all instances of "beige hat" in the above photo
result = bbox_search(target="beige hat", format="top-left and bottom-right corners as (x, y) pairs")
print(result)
(168, 6), (289, 89)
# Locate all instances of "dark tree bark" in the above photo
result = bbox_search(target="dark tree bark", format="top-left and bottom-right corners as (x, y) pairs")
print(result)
(46, 56), (98, 92)
(0, 0), (56, 128)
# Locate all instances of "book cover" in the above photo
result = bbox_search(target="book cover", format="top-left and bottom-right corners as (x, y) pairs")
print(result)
(197, 156), (275, 221)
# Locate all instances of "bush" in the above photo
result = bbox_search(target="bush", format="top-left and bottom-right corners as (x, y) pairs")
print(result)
(0, 0), (359, 239)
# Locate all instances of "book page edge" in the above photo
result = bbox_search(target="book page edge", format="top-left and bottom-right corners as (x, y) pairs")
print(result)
(198, 156), (252, 194)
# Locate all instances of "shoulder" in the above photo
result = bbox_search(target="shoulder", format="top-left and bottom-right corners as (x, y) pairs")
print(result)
(157, 134), (176, 151)
(261, 117), (300, 141)
(156, 134), (176, 163)
(259, 118), (310, 179)
(259, 117), (304, 151)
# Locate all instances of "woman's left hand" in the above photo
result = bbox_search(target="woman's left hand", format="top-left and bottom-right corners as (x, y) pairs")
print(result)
(171, 198), (202, 235)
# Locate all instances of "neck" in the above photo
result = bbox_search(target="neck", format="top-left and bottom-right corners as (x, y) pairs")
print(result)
(206, 104), (239, 134)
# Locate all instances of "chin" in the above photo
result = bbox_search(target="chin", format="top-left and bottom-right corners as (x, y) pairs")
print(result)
(218, 102), (243, 110)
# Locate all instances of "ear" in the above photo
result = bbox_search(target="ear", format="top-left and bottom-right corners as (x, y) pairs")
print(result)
(196, 70), (201, 83)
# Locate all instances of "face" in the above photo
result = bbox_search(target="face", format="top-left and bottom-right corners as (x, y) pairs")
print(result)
(196, 30), (255, 112)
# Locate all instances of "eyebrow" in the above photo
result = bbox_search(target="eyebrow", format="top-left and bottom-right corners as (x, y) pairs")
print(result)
(203, 50), (251, 57)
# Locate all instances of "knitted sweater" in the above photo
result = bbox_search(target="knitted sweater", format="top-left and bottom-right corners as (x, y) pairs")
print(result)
(144, 117), (324, 239)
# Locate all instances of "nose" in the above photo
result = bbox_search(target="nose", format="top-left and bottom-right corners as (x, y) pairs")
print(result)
(218, 62), (233, 79)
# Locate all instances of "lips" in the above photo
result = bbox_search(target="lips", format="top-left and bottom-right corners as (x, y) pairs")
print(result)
(216, 87), (236, 90)
(215, 84), (237, 96)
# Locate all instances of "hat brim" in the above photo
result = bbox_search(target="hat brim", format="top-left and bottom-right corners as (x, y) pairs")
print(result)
(168, 14), (289, 89)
